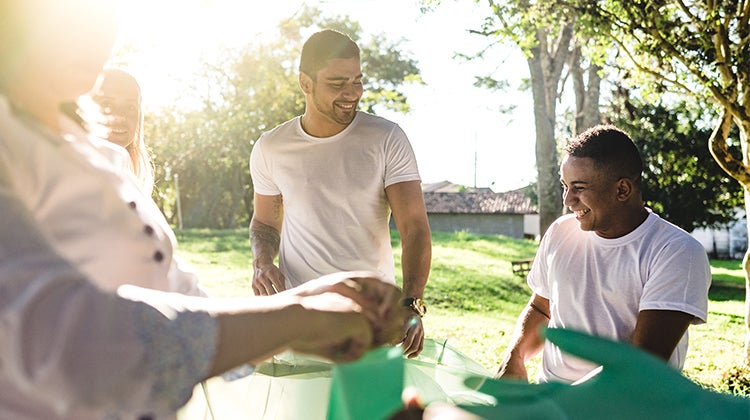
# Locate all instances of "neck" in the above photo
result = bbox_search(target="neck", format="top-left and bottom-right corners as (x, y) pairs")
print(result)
(300, 112), (351, 138)
(620, 205), (649, 234)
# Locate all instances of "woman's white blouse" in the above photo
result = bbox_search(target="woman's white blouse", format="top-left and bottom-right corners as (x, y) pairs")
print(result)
(0, 97), (217, 419)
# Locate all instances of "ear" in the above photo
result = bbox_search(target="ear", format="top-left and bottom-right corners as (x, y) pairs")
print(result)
(615, 178), (635, 201)
(299, 73), (312, 94)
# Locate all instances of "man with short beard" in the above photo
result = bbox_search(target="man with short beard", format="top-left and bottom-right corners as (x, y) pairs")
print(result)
(249, 29), (432, 358)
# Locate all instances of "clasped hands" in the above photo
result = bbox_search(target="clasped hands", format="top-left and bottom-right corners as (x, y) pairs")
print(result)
(283, 271), (409, 362)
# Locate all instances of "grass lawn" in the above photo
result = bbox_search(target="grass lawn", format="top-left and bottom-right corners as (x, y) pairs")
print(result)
(174, 228), (745, 391)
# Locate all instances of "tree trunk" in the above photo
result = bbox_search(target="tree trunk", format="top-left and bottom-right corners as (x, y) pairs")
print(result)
(569, 44), (602, 135)
(528, 24), (574, 236)
(740, 121), (750, 364)
(708, 111), (750, 363)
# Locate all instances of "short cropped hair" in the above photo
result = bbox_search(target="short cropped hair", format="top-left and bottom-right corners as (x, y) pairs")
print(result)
(565, 124), (643, 182)
(299, 29), (360, 80)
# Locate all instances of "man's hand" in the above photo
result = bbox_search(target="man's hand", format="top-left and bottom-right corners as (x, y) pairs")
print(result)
(400, 314), (425, 358)
(289, 293), (373, 362)
(252, 263), (286, 296)
(495, 355), (529, 382)
(286, 271), (407, 347)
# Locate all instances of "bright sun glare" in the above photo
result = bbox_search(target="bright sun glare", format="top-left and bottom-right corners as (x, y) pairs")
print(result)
(114, 0), (298, 107)
(112, 0), (537, 192)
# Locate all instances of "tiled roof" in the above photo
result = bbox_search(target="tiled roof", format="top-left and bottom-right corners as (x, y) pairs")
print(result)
(421, 180), (492, 193)
(422, 182), (537, 215)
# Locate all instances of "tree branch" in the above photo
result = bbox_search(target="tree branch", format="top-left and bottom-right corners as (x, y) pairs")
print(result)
(675, 0), (704, 30)
(709, 109), (750, 185)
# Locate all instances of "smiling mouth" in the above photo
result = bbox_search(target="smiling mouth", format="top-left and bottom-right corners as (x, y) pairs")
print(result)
(574, 208), (591, 218)
(335, 102), (356, 111)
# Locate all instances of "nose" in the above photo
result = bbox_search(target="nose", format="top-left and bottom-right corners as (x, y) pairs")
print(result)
(562, 187), (575, 207)
(341, 83), (362, 100)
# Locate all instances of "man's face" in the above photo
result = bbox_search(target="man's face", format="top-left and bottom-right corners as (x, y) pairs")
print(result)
(560, 155), (627, 238)
(306, 57), (363, 127)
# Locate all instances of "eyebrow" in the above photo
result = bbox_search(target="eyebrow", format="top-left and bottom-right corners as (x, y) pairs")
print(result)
(324, 74), (363, 82)
(561, 179), (588, 187)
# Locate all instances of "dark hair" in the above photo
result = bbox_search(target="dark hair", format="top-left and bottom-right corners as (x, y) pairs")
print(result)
(565, 124), (643, 182)
(299, 29), (359, 80)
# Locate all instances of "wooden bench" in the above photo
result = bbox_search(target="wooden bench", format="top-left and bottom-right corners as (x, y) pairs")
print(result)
(511, 258), (534, 277)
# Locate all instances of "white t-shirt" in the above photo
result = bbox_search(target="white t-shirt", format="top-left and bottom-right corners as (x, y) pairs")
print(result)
(250, 111), (420, 287)
(0, 97), (215, 418)
(528, 211), (711, 383)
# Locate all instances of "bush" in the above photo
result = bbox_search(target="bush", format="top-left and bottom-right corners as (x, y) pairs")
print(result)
(721, 365), (750, 397)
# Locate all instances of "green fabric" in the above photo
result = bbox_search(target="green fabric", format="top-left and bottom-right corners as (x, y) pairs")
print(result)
(178, 339), (494, 419)
(327, 346), (404, 420)
(404, 338), (494, 406)
(459, 328), (750, 420)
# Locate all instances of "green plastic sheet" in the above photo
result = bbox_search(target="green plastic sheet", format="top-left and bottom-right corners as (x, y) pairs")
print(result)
(178, 338), (494, 419)
(327, 346), (404, 420)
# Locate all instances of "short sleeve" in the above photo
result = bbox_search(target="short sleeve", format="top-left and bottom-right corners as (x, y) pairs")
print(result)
(384, 124), (420, 188)
(527, 224), (554, 299)
(250, 134), (280, 196)
(639, 237), (711, 324)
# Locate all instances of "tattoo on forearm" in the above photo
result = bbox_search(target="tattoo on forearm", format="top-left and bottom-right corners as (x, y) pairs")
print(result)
(251, 222), (280, 261)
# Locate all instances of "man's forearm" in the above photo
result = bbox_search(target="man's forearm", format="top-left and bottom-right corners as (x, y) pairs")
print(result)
(250, 219), (281, 267)
(497, 297), (549, 379)
(400, 227), (431, 297)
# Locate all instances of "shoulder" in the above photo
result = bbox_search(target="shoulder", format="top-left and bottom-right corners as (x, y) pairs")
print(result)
(548, 213), (579, 234)
(646, 213), (706, 252)
(353, 111), (400, 133)
(257, 117), (300, 144)
(538, 214), (579, 246)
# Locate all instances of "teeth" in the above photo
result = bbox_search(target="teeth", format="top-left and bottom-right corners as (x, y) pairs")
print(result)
(575, 209), (590, 217)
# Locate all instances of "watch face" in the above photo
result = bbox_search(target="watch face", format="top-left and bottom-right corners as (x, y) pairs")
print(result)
(406, 298), (426, 317)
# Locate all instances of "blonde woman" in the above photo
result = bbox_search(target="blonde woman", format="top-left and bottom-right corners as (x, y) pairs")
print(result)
(85, 67), (155, 194)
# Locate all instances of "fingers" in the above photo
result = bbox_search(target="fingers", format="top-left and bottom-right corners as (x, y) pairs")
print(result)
(374, 306), (410, 347)
(289, 272), (410, 357)
(316, 313), (373, 362)
(400, 316), (425, 358)
(252, 264), (285, 296)
(307, 272), (406, 345)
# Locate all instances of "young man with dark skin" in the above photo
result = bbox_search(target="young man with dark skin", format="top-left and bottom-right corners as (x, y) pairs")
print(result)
(249, 29), (432, 358)
(496, 124), (711, 383)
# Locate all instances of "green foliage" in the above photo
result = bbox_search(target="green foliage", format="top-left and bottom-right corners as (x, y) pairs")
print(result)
(721, 365), (750, 397)
(607, 92), (744, 232)
(143, 5), (422, 228)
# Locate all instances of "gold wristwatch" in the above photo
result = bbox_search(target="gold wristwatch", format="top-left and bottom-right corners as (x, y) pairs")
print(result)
(402, 297), (427, 318)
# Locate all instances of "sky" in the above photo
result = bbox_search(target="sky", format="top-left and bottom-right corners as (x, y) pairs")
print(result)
(117, 0), (538, 192)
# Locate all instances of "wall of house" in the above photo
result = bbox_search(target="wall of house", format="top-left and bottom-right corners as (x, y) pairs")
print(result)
(426, 214), (525, 238)
(691, 217), (747, 260)
(524, 214), (540, 239)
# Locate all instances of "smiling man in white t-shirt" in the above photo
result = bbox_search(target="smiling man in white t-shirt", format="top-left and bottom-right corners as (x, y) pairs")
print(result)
(496, 124), (711, 383)
(249, 29), (432, 358)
